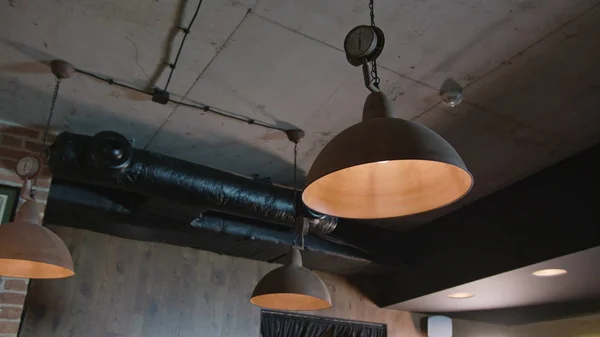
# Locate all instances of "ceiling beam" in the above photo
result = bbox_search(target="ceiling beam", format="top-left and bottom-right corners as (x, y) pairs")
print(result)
(438, 299), (600, 325)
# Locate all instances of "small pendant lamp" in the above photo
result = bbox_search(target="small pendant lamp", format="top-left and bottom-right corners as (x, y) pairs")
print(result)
(250, 247), (332, 311)
(303, 92), (473, 219)
(0, 61), (75, 279)
(0, 191), (74, 279)
(250, 131), (332, 311)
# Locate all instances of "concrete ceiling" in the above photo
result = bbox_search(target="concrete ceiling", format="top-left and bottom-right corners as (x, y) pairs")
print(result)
(1, 0), (600, 221)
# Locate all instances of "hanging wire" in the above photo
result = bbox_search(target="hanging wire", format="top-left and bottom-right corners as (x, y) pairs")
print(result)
(293, 142), (298, 218)
(73, 68), (293, 133)
(35, 76), (62, 201)
(291, 141), (300, 248)
(168, 98), (285, 131)
(368, 0), (381, 88)
(289, 139), (308, 250)
(44, 77), (61, 145)
(63, 0), (301, 136)
(163, 0), (204, 91)
(39, 76), (61, 200)
(76, 68), (152, 96)
(292, 141), (307, 250)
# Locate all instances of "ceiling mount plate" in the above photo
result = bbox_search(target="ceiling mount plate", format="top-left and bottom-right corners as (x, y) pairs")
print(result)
(441, 89), (464, 107)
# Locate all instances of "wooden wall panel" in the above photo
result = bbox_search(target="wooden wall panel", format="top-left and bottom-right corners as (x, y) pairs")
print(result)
(23, 226), (583, 337)
(21, 227), (426, 337)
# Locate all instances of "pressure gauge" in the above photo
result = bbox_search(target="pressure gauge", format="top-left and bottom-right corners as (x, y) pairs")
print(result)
(345, 26), (377, 58)
(16, 156), (41, 179)
(344, 25), (386, 66)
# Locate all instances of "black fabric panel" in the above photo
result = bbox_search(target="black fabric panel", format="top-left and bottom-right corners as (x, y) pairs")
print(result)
(332, 324), (386, 337)
(260, 311), (386, 337)
(261, 313), (332, 337)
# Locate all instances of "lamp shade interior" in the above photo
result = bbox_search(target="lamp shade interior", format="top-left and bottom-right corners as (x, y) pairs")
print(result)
(250, 293), (332, 311)
(303, 159), (472, 219)
(0, 258), (74, 279)
(303, 117), (473, 219)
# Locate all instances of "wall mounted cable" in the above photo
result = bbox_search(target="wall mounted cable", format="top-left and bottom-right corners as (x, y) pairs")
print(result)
(162, 0), (204, 92)
(74, 67), (291, 132)
(48, 62), (302, 138)
(43, 0), (304, 139)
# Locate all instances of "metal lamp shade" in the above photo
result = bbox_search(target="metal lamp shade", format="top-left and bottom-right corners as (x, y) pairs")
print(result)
(0, 200), (74, 279)
(250, 248), (332, 311)
(303, 92), (473, 219)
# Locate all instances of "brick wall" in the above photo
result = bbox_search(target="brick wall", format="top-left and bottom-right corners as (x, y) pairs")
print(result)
(0, 121), (53, 337)
(0, 278), (28, 336)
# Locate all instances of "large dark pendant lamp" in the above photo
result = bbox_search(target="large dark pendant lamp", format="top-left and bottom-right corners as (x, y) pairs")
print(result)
(250, 131), (332, 311)
(0, 198), (74, 279)
(302, 2), (472, 219)
(303, 92), (473, 219)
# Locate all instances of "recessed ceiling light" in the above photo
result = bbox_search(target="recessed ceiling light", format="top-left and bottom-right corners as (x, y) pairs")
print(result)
(532, 268), (567, 277)
(447, 292), (474, 299)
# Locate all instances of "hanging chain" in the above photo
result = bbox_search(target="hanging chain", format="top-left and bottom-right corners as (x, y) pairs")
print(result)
(368, 0), (381, 88)
(369, 0), (376, 26)
(44, 77), (61, 145)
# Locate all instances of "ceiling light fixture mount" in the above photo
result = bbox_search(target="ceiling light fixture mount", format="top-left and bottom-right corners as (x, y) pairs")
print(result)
(303, 0), (473, 219)
(441, 89), (464, 107)
(532, 268), (568, 277)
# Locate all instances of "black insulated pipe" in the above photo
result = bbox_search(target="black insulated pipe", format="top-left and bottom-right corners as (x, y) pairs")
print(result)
(48, 132), (296, 225)
(47, 131), (401, 266)
(190, 214), (369, 260)
(46, 181), (374, 270)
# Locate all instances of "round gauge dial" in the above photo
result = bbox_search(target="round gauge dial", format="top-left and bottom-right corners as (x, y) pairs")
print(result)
(344, 26), (378, 58)
(16, 156), (41, 179)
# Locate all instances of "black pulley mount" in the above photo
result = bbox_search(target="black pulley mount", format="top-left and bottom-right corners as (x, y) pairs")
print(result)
(88, 131), (133, 170)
